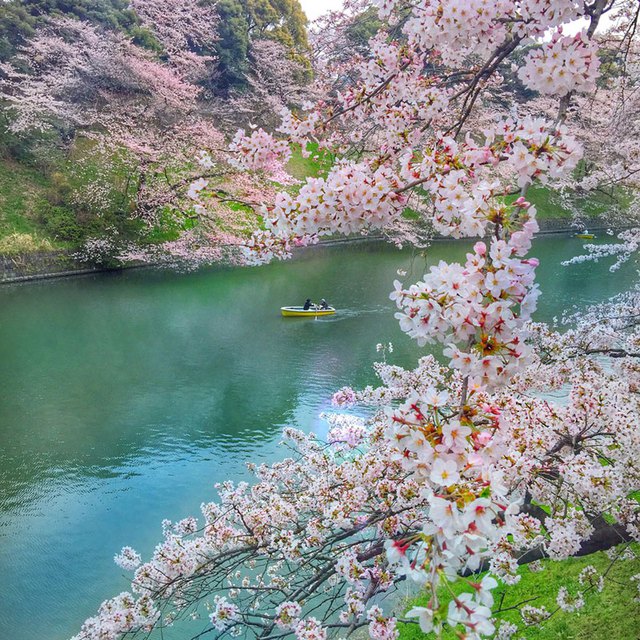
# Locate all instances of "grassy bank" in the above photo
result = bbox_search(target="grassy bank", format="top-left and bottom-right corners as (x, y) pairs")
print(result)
(0, 149), (623, 256)
(0, 151), (141, 254)
(512, 185), (617, 222)
(398, 544), (640, 640)
(0, 158), (65, 253)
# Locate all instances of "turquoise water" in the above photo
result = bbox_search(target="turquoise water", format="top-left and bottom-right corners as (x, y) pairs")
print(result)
(0, 237), (635, 640)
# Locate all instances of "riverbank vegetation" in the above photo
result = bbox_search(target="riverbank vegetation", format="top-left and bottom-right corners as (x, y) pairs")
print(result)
(2, 0), (634, 268)
(0, 0), (312, 265)
(0, 151), (617, 247)
(398, 544), (640, 640)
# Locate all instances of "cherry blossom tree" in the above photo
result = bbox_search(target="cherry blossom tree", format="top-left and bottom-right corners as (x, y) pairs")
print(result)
(0, 15), (208, 230)
(0, 11), (287, 265)
(130, 0), (218, 75)
(72, 1), (640, 639)
(515, 11), (640, 228)
(217, 38), (314, 130)
(0, 1), (318, 266)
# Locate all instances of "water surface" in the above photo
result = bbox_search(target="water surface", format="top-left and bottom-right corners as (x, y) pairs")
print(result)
(0, 237), (635, 639)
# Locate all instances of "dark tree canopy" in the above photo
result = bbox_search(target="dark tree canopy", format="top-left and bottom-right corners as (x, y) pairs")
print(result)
(345, 6), (381, 54)
(0, 0), (141, 60)
(207, 0), (309, 94)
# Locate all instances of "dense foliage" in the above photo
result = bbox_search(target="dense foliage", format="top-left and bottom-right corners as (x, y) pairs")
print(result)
(213, 0), (310, 93)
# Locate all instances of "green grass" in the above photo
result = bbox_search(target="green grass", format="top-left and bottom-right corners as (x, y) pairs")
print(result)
(398, 544), (640, 640)
(0, 158), (72, 251)
(286, 143), (333, 181)
(0, 232), (55, 254)
(520, 186), (573, 220)
(0, 145), (163, 252)
(0, 159), (51, 236)
(513, 186), (622, 221)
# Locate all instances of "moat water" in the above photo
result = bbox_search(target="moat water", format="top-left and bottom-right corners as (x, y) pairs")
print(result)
(0, 236), (635, 639)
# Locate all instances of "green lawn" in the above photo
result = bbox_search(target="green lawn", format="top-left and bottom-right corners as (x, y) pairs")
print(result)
(0, 159), (50, 236)
(286, 143), (333, 181)
(514, 185), (624, 221)
(397, 544), (640, 640)
(0, 158), (67, 253)
(520, 186), (573, 219)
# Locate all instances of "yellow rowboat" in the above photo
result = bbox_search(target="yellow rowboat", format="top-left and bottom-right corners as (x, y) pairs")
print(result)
(576, 233), (595, 239)
(281, 306), (336, 317)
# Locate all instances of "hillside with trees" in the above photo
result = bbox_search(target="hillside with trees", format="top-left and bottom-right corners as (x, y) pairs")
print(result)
(0, 0), (637, 272)
(0, 0), (311, 265)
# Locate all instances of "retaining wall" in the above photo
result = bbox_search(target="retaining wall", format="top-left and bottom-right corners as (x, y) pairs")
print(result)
(0, 250), (105, 283)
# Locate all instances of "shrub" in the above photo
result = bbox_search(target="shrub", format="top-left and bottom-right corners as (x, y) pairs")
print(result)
(0, 232), (54, 254)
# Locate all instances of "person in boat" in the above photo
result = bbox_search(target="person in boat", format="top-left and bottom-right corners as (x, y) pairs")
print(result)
(303, 298), (314, 310)
(319, 298), (330, 310)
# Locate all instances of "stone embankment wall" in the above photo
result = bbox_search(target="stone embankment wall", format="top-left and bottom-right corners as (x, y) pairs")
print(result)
(536, 217), (608, 234)
(0, 250), (102, 283)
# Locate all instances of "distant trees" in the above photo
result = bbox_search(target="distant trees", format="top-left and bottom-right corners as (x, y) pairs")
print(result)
(129, 0), (218, 73)
(0, 14), (216, 248)
(0, 0), (140, 62)
(0, 0), (311, 94)
(211, 0), (310, 94)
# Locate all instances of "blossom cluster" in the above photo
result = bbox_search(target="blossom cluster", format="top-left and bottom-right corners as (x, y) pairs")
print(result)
(71, 341), (640, 640)
(367, 606), (398, 640)
(391, 210), (539, 390)
(278, 106), (322, 146)
(399, 0), (514, 65)
(242, 113), (581, 262)
(113, 547), (142, 571)
(255, 160), (407, 256)
(229, 127), (292, 176)
(381, 379), (520, 613)
(274, 601), (302, 629)
(518, 30), (601, 96)
(210, 595), (241, 630)
(485, 117), (582, 189)
(556, 586), (585, 612)
(324, 413), (368, 448)
(72, 592), (159, 640)
(498, 363), (640, 557)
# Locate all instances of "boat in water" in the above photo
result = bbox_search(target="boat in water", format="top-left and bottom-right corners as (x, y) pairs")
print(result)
(281, 306), (336, 317)
(576, 232), (596, 239)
